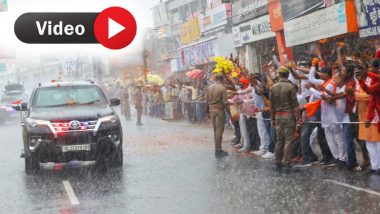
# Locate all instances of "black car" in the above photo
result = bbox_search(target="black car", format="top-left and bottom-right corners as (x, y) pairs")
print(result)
(1, 83), (29, 122)
(0, 90), (29, 121)
(14, 81), (123, 173)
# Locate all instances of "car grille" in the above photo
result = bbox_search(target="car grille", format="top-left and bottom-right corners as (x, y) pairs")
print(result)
(51, 120), (97, 133)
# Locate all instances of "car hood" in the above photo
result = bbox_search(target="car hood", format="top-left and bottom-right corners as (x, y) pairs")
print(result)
(29, 104), (114, 121)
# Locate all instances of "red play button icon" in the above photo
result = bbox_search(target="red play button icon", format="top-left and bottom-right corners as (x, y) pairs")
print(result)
(94, 7), (137, 50)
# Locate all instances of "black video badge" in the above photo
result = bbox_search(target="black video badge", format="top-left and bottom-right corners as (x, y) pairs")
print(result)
(14, 7), (137, 50)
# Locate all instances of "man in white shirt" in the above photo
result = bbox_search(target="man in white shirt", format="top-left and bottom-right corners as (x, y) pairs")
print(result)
(308, 66), (346, 166)
(289, 62), (333, 166)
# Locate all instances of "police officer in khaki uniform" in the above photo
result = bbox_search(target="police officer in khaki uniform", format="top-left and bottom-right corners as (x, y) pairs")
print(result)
(134, 82), (144, 126)
(206, 73), (229, 157)
(269, 67), (301, 173)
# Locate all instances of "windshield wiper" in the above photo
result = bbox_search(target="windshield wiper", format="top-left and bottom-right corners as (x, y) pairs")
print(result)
(38, 102), (80, 108)
(37, 100), (102, 108)
(79, 100), (102, 105)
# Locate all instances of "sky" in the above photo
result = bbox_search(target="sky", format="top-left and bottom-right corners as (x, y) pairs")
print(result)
(0, 0), (155, 57)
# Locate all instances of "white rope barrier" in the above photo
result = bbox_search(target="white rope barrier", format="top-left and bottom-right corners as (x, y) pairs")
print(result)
(159, 101), (379, 125)
(182, 101), (207, 103)
(245, 114), (378, 125)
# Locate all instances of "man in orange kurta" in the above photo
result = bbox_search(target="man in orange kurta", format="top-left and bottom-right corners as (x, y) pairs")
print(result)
(356, 60), (380, 173)
(359, 72), (380, 133)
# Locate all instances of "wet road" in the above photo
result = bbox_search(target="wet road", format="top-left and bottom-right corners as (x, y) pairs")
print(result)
(1, 113), (380, 213)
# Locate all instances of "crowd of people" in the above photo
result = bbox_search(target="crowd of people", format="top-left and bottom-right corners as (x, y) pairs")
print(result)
(110, 42), (380, 175)
(206, 44), (380, 174)
(116, 80), (209, 125)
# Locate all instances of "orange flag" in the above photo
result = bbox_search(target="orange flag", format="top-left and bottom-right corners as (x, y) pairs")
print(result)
(12, 100), (21, 105)
(304, 99), (322, 119)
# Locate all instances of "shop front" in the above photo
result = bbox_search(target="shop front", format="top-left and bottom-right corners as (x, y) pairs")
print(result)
(230, 0), (280, 73)
(237, 13), (276, 74)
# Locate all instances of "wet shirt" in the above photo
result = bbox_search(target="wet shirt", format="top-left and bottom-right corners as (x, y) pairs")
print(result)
(336, 86), (350, 123)
(269, 80), (298, 112)
(309, 80), (339, 128)
(206, 83), (228, 111)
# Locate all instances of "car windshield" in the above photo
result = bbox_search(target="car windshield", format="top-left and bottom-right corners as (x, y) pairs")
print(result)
(33, 85), (106, 108)
(0, 92), (28, 104)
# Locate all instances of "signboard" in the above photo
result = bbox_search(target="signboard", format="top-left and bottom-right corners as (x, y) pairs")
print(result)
(239, 15), (275, 44)
(355, 0), (380, 38)
(180, 40), (217, 67)
(268, 0), (284, 31)
(233, 0), (268, 25)
(232, 26), (242, 47)
(202, 4), (228, 32)
(0, 0), (7, 12)
(281, 0), (324, 21)
(238, 0), (268, 23)
(284, 2), (348, 47)
(181, 18), (201, 45)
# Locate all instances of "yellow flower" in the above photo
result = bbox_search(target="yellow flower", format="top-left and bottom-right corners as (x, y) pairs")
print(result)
(212, 56), (236, 74)
(212, 68), (223, 73)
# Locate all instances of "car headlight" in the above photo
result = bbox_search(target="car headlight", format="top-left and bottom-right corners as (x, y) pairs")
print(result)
(26, 118), (51, 127)
(99, 115), (117, 123)
(93, 115), (117, 137)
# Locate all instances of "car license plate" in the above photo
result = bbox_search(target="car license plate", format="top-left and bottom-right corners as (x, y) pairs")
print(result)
(62, 144), (91, 153)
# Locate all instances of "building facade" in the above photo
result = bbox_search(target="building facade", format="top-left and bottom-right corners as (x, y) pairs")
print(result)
(149, 0), (380, 77)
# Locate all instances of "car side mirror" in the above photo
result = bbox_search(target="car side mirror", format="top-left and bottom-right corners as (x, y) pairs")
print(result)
(13, 102), (28, 111)
(110, 98), (120, 106)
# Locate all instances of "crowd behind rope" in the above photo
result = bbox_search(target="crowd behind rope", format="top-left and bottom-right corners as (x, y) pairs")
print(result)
(215, 44), (380, 173)
(105, 80), (210, 124)
(107, 44), (380, 174)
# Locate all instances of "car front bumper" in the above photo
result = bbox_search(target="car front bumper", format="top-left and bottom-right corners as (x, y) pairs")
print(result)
(28, 129), (121, 163)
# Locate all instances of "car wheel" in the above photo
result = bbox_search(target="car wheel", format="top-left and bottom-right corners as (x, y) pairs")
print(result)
(25, 153), (39, 174)
(110, 146), (123, 168)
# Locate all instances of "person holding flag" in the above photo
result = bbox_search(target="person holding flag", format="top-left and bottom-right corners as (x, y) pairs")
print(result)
(305, 59), (346, 167)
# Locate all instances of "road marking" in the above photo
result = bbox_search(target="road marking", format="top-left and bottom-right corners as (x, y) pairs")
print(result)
(324, 179), (380, 197)
(63, 180), (80, 205)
